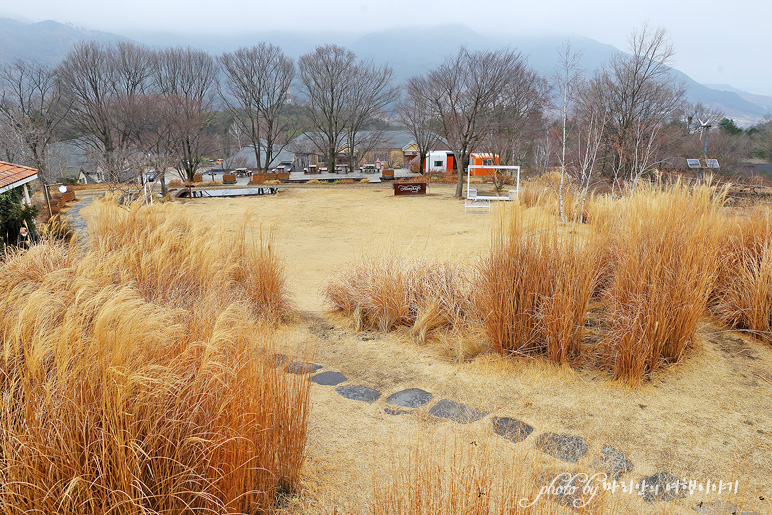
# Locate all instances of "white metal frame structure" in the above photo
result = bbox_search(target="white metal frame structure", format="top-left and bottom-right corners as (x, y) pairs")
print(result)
(466, 164), (521, 200)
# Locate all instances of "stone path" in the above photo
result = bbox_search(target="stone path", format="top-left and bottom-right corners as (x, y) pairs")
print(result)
(271, 351), (759, 513)
(64, 197), (94, 238)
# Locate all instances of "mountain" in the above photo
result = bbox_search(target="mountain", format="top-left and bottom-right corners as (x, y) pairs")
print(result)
(0, 17), (125, 64)
(347, 26), (771, 126)
(704, 83), (772, 114)
(0, 18), (769, 125)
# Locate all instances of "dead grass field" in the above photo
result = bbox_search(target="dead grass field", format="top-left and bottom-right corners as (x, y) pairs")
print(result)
(79, 184), (772, 514)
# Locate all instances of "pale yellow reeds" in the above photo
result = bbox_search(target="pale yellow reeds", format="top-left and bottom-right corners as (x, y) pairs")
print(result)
(0, 198), (307, 513)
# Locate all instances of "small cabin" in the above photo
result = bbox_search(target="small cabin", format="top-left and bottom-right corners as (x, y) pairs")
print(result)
(425, 151), (455, 173)
(468, 153), (500, 177)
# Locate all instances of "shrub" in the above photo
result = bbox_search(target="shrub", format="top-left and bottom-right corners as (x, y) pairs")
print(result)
(341, 178), (356, 184)
(0, 189), (38, 248)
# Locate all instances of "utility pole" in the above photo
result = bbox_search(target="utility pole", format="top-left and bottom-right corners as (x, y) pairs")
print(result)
(700, 119), (711, 181)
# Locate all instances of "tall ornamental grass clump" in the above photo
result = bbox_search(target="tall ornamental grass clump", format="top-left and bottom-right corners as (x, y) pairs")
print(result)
(0, 199), (307, 514)
(476, 203), (603, 364)
(601, 181), (727, 383)
(711, 206), (772, 343)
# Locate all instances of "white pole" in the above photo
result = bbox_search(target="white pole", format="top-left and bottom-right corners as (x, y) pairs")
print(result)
(467, 164), (471, 198)
(23, 183), (31, 205)
(516, 167), (520, 200)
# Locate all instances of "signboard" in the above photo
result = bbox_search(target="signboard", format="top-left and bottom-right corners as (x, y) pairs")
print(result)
(393, 182), (426, 196)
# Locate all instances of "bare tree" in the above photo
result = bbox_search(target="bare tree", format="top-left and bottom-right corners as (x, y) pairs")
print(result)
(481, 54), (548, 193)
(550, 42), (584, 222)
(397, 77), (440, 174)
(152, 47), (218, 181)
(58, 41), (152, 182)
(0, 59), (70, 213)
(341, 60), (398, 171)
(592, 25), (686, 186)
(130, 93), (179, 196)
(417, 48), (526, 197)
(572, 88), (608, 220)
(297, 45), (357, 172)
(0, 118), (23, 163)
(219, 43), (295, 171)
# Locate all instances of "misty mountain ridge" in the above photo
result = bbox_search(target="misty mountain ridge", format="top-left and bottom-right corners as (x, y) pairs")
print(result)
(0, 17), (769, 125)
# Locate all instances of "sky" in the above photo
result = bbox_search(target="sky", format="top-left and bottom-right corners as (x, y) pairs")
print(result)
(3, 0), (771, 96)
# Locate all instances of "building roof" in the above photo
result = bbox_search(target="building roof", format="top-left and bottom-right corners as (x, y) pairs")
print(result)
(222, 144), (297, 170)
(0, 161), (38, 195)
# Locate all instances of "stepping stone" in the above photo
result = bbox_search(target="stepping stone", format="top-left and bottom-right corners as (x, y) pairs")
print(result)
(272, 353), (288, 367)
(535, 433), (589, 463)
(311, 371), (347, 386)
(639, 472), (687, 503)
(492, 417), (533, 444)
(384, 407), (412, 416)
(286, 361), (322, 374)
(693, 501), (758, 515)
(428, 399), (488, 424)
(386, 388), (433, 409)
(592, 445), (634, 480)
(335, 385), (381, 403)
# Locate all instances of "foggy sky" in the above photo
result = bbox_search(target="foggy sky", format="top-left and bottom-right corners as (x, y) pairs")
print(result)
(3, 0), (770, 96)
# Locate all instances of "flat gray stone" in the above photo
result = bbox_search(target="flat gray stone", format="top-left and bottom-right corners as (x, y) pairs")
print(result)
(272, 353), (287, 367)
(693, 501), (758, 515)
(535, 433), (589, 463)
(386, 388), (433, 409)
(428, 399), (488, 424)
(639, 472), (687, 503)
(311, 371), (347, 385)
(384, 407), (412, 416)
(492, 417), (533, 444)
(592, 445), (634, 480)
(286, 361), (322, 374)
(335, 385), (381, 403)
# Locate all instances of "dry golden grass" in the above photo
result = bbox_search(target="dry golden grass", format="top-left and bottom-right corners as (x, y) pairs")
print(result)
(477, 203), (602, 364)
(76, 186), (771, 514)
(0, 199), (308, 513)
(712, 205), (772, 343)
(600, 181), (727, 383)
(325, 256), (470, 343)
(373, 437), (615, 515)
(323, 180), (772, 386)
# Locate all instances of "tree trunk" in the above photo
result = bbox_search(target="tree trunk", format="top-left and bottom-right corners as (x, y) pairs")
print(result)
(454, 150), (466, 197)
(329, 146), (337, 175)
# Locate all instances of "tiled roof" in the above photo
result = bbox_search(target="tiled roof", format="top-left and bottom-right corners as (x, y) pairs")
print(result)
(0, 161), (39, 191)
